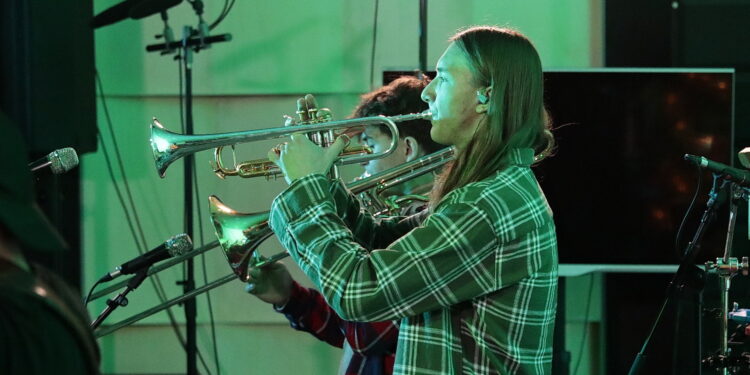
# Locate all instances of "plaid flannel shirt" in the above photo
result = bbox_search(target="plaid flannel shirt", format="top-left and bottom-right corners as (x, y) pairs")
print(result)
(276, 281), (398, 375)
(269, 148), (558, 375)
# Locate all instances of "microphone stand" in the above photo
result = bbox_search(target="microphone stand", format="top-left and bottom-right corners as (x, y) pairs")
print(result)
(91, 267), (149, 330)
(702, 184), (750, 373)
(418, 0), (427, 75)
(146, 12), (230, 375)
(629, 175), (730, 375)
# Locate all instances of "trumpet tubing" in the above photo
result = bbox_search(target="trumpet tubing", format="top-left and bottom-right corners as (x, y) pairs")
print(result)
(213, 145), (373, 179)
(208, 146), (456, 281)
(91, 146), (455, 337)
(348, 146), (455, 194)
(150, 111), (431, 178)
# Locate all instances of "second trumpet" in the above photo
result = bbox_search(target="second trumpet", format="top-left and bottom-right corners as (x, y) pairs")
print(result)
(212, 144), (373, 179)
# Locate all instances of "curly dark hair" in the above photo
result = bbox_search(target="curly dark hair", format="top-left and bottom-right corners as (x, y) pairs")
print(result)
(350, 75), (442, 155)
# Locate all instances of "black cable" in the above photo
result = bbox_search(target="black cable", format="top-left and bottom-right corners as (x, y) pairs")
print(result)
(95, 74), (186, 346)
(94, 136), (142, 290)
(208, 0), (229, 30)
(97, 74), (149, 262)
(95, 71), (213, 375)
(369, 0), (380, 90)
(675, 164), (703, 259)
(84, 279), (102, 306)
(96, 72), (175, 313)
(209, 0), (235, 31)
(572, 274), (595, 375)
(208, 0), (228, 30)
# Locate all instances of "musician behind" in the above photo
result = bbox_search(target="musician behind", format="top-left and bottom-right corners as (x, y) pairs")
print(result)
(244, 75), (443, 375)
(354, 76), (444, 216)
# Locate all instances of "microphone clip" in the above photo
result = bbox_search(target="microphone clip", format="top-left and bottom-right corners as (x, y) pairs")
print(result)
(156, 10), (177, 55)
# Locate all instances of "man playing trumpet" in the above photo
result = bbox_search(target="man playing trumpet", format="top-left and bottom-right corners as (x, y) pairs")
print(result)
(246, 75), (443, 375)
(263, 26), (557, 375)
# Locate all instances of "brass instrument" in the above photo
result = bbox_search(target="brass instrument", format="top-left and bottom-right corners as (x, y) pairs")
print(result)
(212, 144), (372, 179)
(150, 110), (432, 178)
(209, 146), (455, 281)
(93, 146), (454, 338)
(208, 195), (275, 280)
(211, 105), (372, 179)
(361, 193), (431, 217)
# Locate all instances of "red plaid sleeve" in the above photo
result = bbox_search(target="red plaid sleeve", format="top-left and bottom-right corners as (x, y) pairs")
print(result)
(276, 281), (399, 355)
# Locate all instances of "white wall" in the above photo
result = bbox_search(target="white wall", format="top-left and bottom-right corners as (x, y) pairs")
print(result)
(85, 0), (603, 373)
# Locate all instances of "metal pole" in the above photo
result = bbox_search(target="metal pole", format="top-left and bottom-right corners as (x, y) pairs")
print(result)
(181, 25), (198, 375)
(419, 0), (428, 74)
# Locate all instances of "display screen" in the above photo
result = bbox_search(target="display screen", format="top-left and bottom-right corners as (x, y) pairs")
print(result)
(385, 69), (734, 265)
(537, 70), (733, 265)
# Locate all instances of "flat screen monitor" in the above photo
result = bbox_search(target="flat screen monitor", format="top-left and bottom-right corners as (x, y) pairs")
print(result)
(385, 69), (734, 271)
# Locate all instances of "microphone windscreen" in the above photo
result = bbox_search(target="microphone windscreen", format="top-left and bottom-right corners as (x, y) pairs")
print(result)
(166, 233), (193, 257)
(49, 148), (79, 174)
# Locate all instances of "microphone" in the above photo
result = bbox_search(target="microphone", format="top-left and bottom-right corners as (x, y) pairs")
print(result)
(130, 0), (182, 19)
(91, 0), (139, 29)
(684, 154), (750, 187)
(739, 147), (750, 169)
(91, 0), (183, 29)
(28, 147), (79, 174)
(98, 234), (193, 282)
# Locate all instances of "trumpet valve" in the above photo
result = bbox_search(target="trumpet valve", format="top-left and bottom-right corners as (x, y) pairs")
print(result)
(342, 144), (373, 156)
(314, 108), (333, 123)
(295, 110), (309, 122)
(237, 159), (280, 179)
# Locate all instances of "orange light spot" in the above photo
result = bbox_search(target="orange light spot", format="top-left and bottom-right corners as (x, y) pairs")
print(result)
(666, 93), (678, 105)
(652, 209), (666, 220)
(697, 136), (714, 149)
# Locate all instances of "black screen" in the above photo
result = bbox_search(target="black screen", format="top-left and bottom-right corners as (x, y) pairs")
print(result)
(384, 69), (734, 265)
(537, 70), (733, 265)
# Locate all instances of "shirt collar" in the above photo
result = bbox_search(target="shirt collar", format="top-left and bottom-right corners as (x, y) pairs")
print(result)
(507, 148), (535, 167)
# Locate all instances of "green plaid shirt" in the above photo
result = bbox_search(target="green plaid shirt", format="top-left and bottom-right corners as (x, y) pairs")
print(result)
(270, 148), (558, 375)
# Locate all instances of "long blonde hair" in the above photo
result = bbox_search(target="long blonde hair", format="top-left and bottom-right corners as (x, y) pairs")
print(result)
(431, 26), (554, 206)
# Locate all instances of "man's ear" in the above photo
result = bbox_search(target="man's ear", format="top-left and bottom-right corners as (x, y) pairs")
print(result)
(403, 136), (421, 162)
(476, 86), (492, 113)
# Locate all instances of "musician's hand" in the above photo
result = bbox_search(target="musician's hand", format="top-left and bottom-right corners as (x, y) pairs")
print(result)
(268, 133), (349, 185)
(245, 261), (293, 306)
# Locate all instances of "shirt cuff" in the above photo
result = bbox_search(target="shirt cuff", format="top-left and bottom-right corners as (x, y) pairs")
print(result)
(273, 281), (312, 316)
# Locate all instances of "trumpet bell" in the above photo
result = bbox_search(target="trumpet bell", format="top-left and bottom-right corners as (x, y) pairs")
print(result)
(150, 119), (183, 178)
(208, 195), (273, 280)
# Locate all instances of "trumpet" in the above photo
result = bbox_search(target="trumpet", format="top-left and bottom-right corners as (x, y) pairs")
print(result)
(212, 144), (373, 179)
(93, 146), (454, 337)
(210, 146), (456, 281)
(150, 111), (432, 178)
